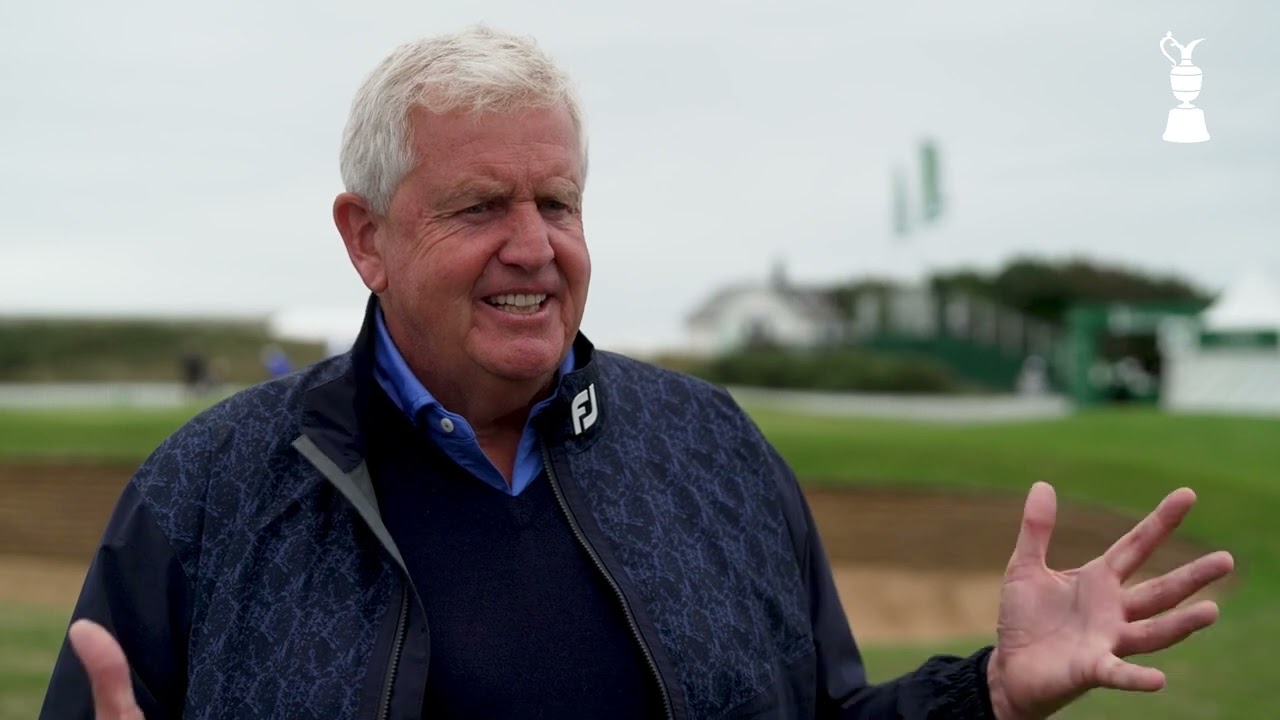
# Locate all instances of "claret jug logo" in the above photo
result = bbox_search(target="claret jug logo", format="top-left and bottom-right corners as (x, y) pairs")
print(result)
(1160, 31), (1210, 143)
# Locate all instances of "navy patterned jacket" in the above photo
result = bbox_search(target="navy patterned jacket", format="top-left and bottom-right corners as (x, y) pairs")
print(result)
(40, 296), (996, 719)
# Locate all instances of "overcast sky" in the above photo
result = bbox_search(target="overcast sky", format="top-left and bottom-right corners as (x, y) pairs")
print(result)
(2, 0), (1276, 351)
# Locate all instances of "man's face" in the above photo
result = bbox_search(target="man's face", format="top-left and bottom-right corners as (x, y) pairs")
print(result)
(373, 104), (589, 387)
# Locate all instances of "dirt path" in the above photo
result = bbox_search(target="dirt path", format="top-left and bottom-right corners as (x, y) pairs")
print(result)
(0, 465), (1217, 643)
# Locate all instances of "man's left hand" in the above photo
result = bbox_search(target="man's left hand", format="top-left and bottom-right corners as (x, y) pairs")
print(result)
(986, 482), (1234, 720)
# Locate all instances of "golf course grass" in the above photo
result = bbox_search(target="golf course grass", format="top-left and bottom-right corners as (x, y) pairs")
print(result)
(2, 403), (1276, 718)
(746, 406), (1278, 719)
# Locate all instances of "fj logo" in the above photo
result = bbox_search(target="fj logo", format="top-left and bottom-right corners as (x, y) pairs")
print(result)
(571, 384), (598, 436)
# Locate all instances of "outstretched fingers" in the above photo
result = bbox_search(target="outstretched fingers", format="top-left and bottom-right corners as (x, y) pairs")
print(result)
(1116, 600), (1220, 657)
(1095, 654), (1166, 692)
(1103, 488), (1197, 581)
(1009, 482), (1057, 571)
(1126, 551), (1234, 620)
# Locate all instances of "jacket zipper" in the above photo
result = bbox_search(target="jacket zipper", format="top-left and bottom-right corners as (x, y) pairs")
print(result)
(378, 586), (411, 720)
(294, 434), (418, 720)
(541, 442), (675, 720)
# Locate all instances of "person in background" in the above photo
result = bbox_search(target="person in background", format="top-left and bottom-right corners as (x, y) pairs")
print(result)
(259, 343), (293, 379)
(177, 344), (208, 398)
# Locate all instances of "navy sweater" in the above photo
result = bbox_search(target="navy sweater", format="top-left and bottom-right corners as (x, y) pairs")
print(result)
(367, 389), (663, 718)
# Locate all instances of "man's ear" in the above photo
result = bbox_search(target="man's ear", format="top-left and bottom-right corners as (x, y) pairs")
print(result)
(333, 192), (389, 293)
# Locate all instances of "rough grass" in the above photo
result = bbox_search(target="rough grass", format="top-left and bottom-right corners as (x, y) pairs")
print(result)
(0, 602), (66, 719)
(0, 318), (326, 382)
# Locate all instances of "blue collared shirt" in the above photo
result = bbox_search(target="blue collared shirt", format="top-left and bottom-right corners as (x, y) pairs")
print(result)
(372, 308), (575, 496)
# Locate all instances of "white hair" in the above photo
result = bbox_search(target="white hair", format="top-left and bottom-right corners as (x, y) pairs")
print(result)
(339, 24), (588, 215)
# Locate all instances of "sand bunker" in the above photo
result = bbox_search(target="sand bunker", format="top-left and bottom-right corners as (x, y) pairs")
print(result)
(808, 485), (1217, 643)
(1, 465), (1217, 643)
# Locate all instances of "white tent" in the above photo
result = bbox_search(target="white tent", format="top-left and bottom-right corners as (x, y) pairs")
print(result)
(1161, 269), (1280, 417)
(1200, 269), (1280, 333)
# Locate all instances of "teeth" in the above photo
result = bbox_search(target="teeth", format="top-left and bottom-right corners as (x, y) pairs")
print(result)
(486, 293), (547, 310)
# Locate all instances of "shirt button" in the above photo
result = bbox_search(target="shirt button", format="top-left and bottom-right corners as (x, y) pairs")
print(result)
(439, 417), (455, 433)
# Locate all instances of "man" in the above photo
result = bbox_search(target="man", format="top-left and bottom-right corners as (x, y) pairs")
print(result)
(42, 25), (1233, 719)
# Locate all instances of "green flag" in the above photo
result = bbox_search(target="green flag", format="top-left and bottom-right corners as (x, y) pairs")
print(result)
(920, 139), (943, 223)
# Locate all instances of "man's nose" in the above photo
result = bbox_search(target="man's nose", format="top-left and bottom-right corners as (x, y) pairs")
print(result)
(497, 202), (555, 270)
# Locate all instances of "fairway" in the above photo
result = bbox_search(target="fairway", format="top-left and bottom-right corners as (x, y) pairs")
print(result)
(1, 404), (1275, 719)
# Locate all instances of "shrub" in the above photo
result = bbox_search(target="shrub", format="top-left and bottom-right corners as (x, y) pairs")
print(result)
(687, 348), (966, 394)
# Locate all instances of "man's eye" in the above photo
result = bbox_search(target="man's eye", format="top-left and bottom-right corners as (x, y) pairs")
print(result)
(540, 199), (573, 213)
(463, 202), (494, 215)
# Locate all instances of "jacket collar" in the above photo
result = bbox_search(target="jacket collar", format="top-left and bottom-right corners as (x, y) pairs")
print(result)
(300, 294), (605, 471)
(533, 331), (605, 451)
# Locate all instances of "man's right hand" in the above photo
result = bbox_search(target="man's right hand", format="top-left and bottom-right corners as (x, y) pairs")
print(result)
(67, 619), (145, 720)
